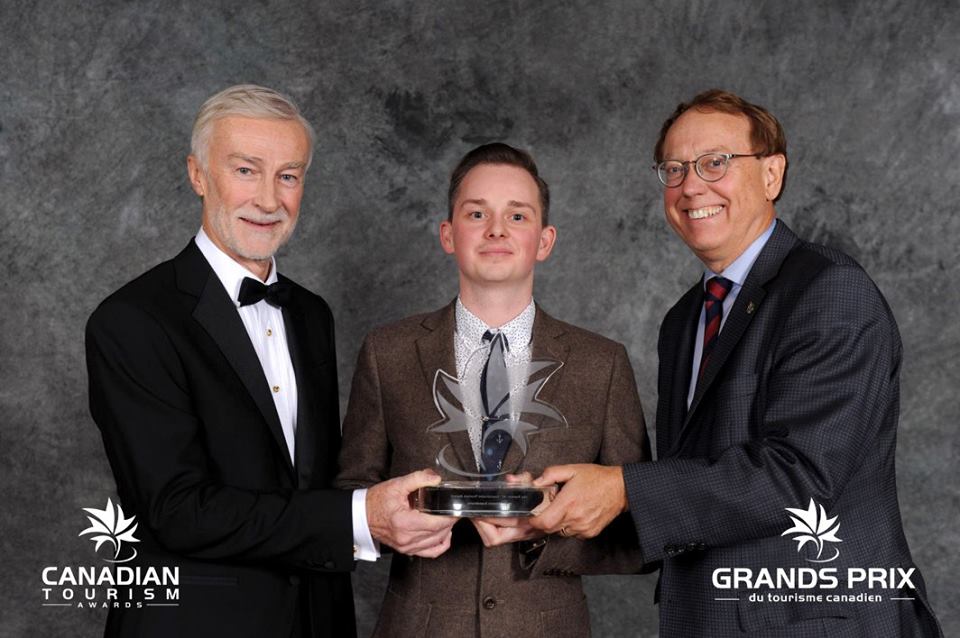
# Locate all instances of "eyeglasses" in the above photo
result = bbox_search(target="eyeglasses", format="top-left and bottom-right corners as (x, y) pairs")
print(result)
(653, 152), (761, 187)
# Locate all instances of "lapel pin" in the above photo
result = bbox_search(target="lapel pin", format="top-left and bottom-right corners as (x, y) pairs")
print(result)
(746, 301), (756, 314)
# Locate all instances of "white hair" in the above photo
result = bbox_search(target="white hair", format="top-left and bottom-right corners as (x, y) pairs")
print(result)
(190, 84), (316, 169)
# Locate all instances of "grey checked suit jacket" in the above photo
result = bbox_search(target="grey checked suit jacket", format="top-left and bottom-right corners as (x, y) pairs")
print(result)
(623, 221), (942, 637)
(336, 302), (650, 638)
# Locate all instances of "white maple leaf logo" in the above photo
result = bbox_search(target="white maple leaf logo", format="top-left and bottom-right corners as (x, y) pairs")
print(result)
(79, 498), (140, 563)
(781, 498), (841, 563)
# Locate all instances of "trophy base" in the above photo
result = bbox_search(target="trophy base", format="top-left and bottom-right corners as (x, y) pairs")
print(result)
(414, 482), (550, 517)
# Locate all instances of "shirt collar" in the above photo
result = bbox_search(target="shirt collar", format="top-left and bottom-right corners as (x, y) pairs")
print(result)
(195, 227), (278, 307)
(455, 297), (536, 350)
(704, 219), (777, 287)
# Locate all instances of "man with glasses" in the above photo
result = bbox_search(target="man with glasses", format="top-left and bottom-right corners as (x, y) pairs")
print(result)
(531, 90), (942, 636)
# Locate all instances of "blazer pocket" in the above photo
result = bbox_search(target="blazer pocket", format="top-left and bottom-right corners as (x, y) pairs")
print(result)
(737, 593), (853, 633)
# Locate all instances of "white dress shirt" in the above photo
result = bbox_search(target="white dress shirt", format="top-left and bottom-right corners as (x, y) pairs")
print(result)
(454, 298), (536, 469)
(195, 228), (377, 561)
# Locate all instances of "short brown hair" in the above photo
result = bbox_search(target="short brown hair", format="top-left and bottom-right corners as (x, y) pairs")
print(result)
(447, 143), (551, 225)
(654, 89), (788, 202)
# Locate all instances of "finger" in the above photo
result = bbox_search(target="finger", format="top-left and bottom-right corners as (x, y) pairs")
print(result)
(407, 511), (458, 533)
(492, 517), (533, 529)
(411, 531), (452, 558)
(533, 481), (583, 532)
(395, 523), (454, 554)
(398, 468), (443, 492)
(506, 472), (534, 484)
(471, 519), (499, 547)
(529, 501), (566, 532)
(533, 465), (578, 487)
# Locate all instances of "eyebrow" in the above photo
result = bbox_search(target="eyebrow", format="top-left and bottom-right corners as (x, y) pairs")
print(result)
(227, 154), (306, 170)
(459, 198), (536, 211)
(667, 147), (729, 160)
(507, 200), (535, 211)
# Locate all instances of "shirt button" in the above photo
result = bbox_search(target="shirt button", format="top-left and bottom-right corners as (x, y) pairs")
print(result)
(482, 596), (496, 610)
(266, 328), (273, 336)
(272, 385), (280, 393)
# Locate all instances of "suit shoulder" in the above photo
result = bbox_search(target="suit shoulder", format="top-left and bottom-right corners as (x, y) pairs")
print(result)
(365, 310), (437, 343)
(792, 239), (863, 271)
(548, 316), (627, 357)
(785, 240), (883, 298)
(88, 258), (178, 327)
(777, 241), (898, 339)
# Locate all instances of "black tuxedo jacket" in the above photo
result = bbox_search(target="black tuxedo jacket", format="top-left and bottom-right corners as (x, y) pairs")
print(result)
(86, 240), (356, 637)
(623, 222), (942, 637)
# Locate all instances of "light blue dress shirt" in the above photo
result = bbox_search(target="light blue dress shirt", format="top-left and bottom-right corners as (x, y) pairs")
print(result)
(687, 220), (777, 407)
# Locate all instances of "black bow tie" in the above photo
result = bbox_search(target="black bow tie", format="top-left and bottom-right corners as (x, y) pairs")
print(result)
(238, 277), (293, 308)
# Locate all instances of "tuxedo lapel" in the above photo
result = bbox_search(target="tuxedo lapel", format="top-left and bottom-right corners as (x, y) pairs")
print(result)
(176, 241), (296, 479)
(417, 302), (475, 475)
(281, 288), (326, 489)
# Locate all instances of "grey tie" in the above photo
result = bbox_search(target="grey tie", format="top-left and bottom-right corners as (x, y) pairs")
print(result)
(480, 331), (511, 476)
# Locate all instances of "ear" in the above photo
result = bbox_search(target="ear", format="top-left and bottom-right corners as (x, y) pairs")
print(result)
(762, 154), (786, 201)
(439, 219), (455, 255)
(535, 225), (557, 262)
(186, 155), (206, 197)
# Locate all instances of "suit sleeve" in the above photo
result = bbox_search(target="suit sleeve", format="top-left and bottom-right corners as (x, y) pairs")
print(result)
(623, 263), (899, 564)
(527, 343), (653, 576)
(86, 298), (354, 573)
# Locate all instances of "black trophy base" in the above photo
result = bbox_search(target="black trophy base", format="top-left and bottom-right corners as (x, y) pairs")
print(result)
(414, 482), (550, 517)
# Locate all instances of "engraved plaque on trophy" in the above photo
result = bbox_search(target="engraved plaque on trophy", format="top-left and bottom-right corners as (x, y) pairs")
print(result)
(413, 339), (567, 517)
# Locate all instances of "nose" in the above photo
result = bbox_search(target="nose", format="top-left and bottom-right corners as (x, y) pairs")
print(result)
(486, 214), (507, 238)
(680, 165), (708, 197)
(254, 176), (280, 213)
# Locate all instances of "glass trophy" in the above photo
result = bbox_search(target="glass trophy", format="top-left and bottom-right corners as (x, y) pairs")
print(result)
(413, 344), (567, 517)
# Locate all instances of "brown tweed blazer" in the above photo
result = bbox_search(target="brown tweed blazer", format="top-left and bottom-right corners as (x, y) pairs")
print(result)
(336, 301), (650, 638)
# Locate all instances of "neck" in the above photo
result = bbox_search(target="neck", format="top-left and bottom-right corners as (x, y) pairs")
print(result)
(243, 259), (272, 282)
(700, 214), (775, 273)
(458, 280), (533, 328)
(200, 222), (272, 281)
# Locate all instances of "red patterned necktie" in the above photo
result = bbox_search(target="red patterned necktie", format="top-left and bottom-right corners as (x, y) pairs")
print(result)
(699, 276), (733, 379)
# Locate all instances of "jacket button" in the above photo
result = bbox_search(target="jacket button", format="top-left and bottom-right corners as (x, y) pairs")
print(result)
(482, 596), (497, 610)
(289, 575), (300, 585)
(323, 560), (336, 570)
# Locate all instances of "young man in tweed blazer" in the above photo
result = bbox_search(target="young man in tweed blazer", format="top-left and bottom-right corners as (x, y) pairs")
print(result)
(336, 143), (650, 637)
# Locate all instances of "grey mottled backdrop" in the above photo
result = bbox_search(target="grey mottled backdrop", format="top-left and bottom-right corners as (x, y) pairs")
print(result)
(2, 1), (957, 636)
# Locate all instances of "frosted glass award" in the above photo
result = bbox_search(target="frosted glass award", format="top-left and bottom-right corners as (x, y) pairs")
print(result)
(414, 344), (567, 517)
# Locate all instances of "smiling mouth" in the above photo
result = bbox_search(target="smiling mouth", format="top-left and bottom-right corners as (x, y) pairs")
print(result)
(686, 205), (723, 220)
(241, 217), (281, 229)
